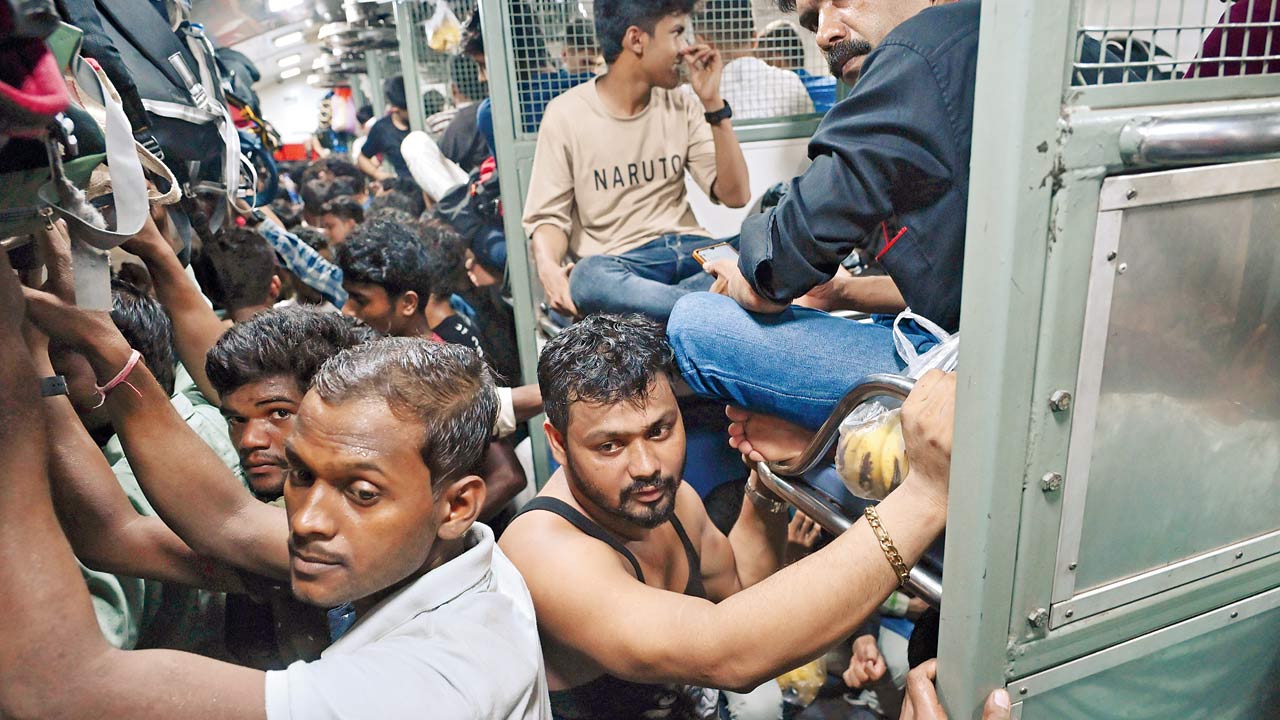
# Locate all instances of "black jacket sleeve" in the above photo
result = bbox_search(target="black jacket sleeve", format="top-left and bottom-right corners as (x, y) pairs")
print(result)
(738, 43), (958, 304)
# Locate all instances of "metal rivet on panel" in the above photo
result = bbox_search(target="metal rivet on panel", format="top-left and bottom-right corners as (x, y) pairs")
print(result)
(1049, 391), (1072, 412)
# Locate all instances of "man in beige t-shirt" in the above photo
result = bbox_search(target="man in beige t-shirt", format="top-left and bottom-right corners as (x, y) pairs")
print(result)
(523, 0), (751, 322)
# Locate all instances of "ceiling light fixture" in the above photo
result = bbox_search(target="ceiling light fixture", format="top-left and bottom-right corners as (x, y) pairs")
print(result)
(277, 54), (302, 68)
(280, 67), (302, 80)
(273, 31), (304, 47)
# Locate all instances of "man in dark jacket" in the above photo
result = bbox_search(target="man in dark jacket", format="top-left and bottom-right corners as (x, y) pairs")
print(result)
(668, 0), (1124, 432)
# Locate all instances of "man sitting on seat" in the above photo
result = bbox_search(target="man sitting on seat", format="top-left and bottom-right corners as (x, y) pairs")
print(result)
(500, 314), (956, 720)
(523, 0), (751, 322)
(669, 0), (1136, 432)
(696, 0), (814, 120)
(3, 253), (551, 718)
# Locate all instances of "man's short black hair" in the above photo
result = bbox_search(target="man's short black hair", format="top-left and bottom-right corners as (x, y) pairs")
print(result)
(759, 21), (805, 69)
(564, 16), (597, 51)
(111, 277), (177, 396)
(775, 0), (796, 12)
(538, 313), (675, 431)
(293, 226), (329, 254)
(420, 221), (468, 298)
(380, 176), (421, 197)
(423, 89), (447, 118)
(324, 158), (364, 186)
(312, 337), (497, 487)
(301, 179), (332, 216)
(365, 207), (418, 226)
(696, 0), (755, 48)
(462, 9), (485, 59)
(329, 176), (363, 198)
(356, 104), (374, 125)
(270, 198), (302, 229)
(450, 54), (487, 101)
(320, 195), (365, 223)
(385, 75), (407, 109)
(196, 227), (278, 313)
(206, 306), (379, 398)
(336, 219), (434, 301)
(595, 0), (696, 64)
(369, 188), (426, 217)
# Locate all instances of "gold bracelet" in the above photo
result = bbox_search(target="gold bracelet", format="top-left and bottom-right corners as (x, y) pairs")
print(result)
(864, 506), (910, 588)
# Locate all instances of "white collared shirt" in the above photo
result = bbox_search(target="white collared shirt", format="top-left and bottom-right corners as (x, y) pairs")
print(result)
(264, 524), (551, 719)
(719, 56), (815, 121)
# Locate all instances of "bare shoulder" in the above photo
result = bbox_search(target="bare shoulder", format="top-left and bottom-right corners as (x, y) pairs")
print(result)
(498, 497), (635, 586)
(673, 480), (716, 543)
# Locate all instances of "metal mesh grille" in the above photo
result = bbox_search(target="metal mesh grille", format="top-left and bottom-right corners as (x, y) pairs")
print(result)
(400, 0), (484, 131)
(1075, 0), (1280, 83)
(504, 0), (831, 138)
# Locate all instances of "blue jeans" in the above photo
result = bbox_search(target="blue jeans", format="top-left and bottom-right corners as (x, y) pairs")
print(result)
(667, 293), (936, 431)
(569, 234), (736, 321)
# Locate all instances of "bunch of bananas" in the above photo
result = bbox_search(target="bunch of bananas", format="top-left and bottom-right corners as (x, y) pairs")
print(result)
(776, 656), (826, 707)
(837, 407), (909, 500)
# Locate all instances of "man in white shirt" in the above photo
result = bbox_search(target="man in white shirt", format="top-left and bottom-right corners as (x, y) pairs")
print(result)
(0, 258), (550, 720)
(696, 0), (814, 120)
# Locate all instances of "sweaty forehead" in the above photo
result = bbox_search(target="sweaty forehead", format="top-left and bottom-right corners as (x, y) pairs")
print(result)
(566, 375), (679, 437)
(222, 375), (306, 411)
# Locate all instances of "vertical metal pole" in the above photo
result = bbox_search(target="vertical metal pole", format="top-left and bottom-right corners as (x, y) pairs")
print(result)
(393, 0), (427, 133)
(349, 80), (367, 112)
(935, 0), (1078, 717)
(365, 60), (384, 116)
(480, 0), (554, 485)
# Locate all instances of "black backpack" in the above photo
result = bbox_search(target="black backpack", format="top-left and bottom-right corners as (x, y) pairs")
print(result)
(58, 0), (239, 204)
(433, 166), (502, 240)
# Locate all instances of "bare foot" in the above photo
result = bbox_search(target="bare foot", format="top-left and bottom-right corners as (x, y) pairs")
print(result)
(726, 406), (814, 464)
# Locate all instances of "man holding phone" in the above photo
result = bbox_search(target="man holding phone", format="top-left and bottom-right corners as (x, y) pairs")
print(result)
(523, 0), (752, 323)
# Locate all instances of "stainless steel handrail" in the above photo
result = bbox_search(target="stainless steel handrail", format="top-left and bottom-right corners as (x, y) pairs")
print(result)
(765, 373), (916, 478)
(755, 461), (942, 609)
(1119, 110), (1280, 167)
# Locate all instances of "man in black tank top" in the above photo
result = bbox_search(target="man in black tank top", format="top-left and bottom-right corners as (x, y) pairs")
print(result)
(500, 315), (958, 720)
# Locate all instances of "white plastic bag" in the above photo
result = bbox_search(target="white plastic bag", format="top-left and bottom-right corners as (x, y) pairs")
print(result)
(835, 309), (955, 500)
(424, 0), (462, 52)
(893, 308), (959, 379)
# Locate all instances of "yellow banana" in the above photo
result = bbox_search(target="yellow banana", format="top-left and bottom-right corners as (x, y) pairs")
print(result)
(838, 407), (909, 500)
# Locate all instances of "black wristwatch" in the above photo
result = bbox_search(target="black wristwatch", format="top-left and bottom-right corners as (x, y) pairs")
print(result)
(40, 375), (68, 398)
(704, 100), (733, 126)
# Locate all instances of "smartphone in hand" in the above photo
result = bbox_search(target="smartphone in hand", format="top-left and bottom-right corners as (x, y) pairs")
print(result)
(692, 241), (738, 268)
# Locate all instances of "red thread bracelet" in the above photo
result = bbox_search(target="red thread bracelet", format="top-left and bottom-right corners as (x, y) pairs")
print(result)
(92, 349), (144, 409)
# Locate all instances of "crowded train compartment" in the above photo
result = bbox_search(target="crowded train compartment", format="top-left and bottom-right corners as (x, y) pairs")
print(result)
(1, 0), (1278, 718)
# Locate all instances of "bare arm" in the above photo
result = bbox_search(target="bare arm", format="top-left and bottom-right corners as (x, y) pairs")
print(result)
(39, 361), (245, 593)
(123, 214), (229, 404)
(683, 44), (750, 208)
(704, 109), (750, 208)
(698, 472), (789, 601)
(357, 151), (389, 180)
(531, 224), (578, 317)
(511, 383), (544, 423)
(478, 440), (526, 521)
(826, 275), (907, 314)
(0, 257), (267, 720)
(22, 288), (291, 582)
(503, 372), (954, 692)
